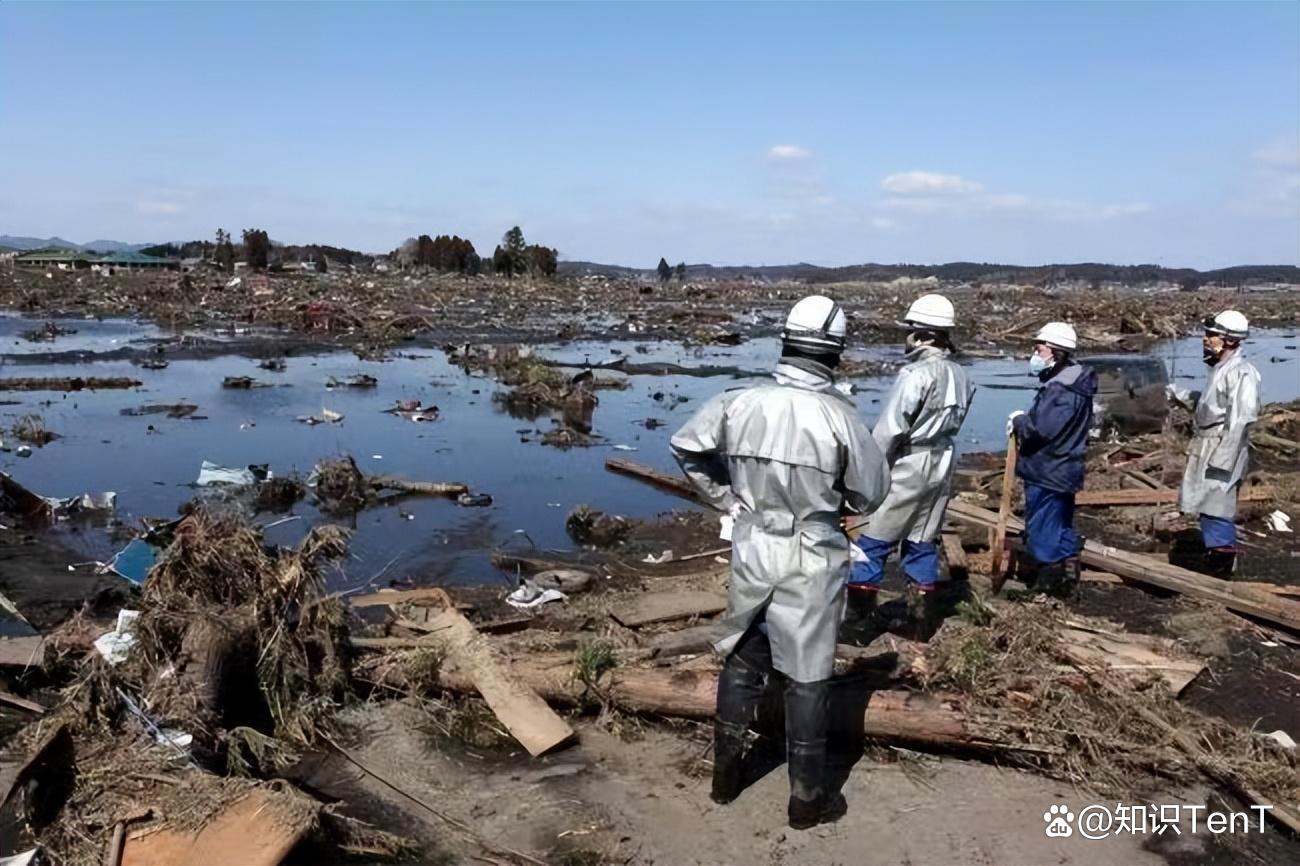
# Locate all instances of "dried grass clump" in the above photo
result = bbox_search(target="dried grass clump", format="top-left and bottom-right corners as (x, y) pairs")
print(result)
(312, 455), (371, 514)
(924, 604), (1299, 807)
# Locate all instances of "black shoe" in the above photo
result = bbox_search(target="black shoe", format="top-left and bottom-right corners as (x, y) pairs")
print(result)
(838, 587), (879, 645)
(1202, 547), (1237, 580)
(789, 792), (848, 830)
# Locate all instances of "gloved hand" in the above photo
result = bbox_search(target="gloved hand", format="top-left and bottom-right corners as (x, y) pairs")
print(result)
(1007, 410), (1025, 437)
(1164, 383), (1177, 401)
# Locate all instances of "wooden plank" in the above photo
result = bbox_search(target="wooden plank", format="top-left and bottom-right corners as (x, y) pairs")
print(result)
(946, 499), (1300, 633)
(121, 790), (317, 866)
(940, 532), (968, 582)
(0, 636), (45, 669)
(348, 587), (454, 608)
(1059, 627), (1203, 695)
(419, 589), (575, 756)
(990, 437), (1018, 588)
(648, 623), (728, 658)
(1122, 468), (1166, 489)
(0, 691), (45, 715)
(1074, 485), (1274, 507)
(610, 591), (726, 628)
(605, 457), (702, 502)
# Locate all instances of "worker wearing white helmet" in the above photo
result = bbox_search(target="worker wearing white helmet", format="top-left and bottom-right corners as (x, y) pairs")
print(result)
(844, 294), (975, 642)
(671, 295), (890, 829)
(1006, 321), (1097, 595)
(1166, 310), (1260, 577)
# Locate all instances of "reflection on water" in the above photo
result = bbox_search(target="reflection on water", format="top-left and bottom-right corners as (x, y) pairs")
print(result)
(0, 315), (1294, 591)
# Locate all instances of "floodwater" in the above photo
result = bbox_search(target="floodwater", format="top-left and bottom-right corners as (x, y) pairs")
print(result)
(0, 314), (1295, 592)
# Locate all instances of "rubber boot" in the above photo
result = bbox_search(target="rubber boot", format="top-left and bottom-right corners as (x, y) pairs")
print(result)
(1033, 560), (1067, 596)
(784, 679), (846, 829)
(910, 586), (945, 642)
(1057, 556), (1081, 598)
(838, 586), (878, 646)
(711, 628), (771, 804)
(1201, 547), (1237, 580)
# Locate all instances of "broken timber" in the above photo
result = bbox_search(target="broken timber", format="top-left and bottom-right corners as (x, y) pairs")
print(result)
(1073, 485), (1275, 507)
(946, 499), (1300, 634)
(365, 654), (1033, 757)
(416, 589), (575, 756)
(368, 476), (468, 498)
(605, 457), (702, 502)
(610, 590), (726, 627)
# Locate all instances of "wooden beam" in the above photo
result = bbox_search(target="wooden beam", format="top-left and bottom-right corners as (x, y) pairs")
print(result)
(417, 589), (575, 756)
(610, 591), (726, 628)
(990, 437), (1019, 588)
(605, 458), (702, 502)
(1074, 485), (1274, 507)
(946, 499), (1300, 633)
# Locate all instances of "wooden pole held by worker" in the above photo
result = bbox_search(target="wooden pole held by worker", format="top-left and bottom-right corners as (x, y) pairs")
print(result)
(990, 434), (1019, 592)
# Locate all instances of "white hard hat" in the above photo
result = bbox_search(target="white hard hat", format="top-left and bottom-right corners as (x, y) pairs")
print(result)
(899, 293), (955, 329)
(1204, 310), (1248, 339)
(782, 295), (847, 353)
(1034, 321), (1077, 351)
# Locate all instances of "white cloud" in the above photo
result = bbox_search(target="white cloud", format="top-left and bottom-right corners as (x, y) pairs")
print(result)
(876, 170), (1146, 222)
(870, 216), (896, 230)
(882, 170), (984, 196)
(768, 144), (812, 161)
(1233, 137), (1300, 218)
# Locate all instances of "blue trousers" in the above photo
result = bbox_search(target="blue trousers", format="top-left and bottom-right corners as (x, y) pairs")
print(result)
(1024, 484), (1079, 565)
(1199, 514), (1236, 550)
(849, 534), (939, 590)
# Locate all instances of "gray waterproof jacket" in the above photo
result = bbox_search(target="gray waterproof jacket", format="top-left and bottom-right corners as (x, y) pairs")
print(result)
(670, 360), (890, 683)
(861, 346), (975, 543)
(1171, 349), (1261, 519)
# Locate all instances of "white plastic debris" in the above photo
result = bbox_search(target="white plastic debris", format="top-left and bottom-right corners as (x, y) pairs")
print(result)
(226, 276), (242, 289)
(642, 550), (673, 564)
(1265, 510), (1292, 533)
(612, 444), (638, 452)
(1264, 729), (1297, 751)
(0, 849), (42, 866)
(506, 579), (567, 610)
(196, 461), (269, 486)
(93, 609), (141, 665)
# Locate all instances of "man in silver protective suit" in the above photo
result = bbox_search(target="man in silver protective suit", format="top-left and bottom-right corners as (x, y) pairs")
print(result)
(842, 294), (975, 643)
(1167, 310), (1260, 578)
(670, 294), (890, 830)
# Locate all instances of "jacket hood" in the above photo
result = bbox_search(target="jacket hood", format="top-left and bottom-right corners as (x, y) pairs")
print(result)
(1042, 361), (1097, 397)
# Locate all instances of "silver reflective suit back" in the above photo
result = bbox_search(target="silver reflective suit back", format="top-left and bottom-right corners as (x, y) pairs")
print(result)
(670, 361), (890, 682)
(862, 346), (975, 543)
(1178, 349), (1261, 519)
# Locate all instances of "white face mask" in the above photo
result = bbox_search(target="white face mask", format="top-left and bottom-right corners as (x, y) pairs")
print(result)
(1029, 353), (1051, 374)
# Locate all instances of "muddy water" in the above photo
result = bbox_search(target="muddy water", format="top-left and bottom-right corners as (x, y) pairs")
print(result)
(0, 316), (1295, 592)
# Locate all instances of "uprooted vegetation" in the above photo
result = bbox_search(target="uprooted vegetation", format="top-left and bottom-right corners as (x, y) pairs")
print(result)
(9, 510), (408, 865)
(924, 604), (1297, 806)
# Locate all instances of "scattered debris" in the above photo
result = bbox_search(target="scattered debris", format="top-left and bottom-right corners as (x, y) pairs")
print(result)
(92, 609), (140, 664)
(456, 493), (492, 507)
(120, 403), (199, 418)
(195, 462), (270, 487)
(221, 376), (270, 389)
(12, 416), (59, 447)
(326, 374), (378, 389)
(1267, 510), (1293, 533)
(566, 506), (632, 547)
(0, 377), (140, 391)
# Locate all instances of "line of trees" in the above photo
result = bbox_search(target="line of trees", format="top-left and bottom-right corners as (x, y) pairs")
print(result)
(491, 226), (557, 278)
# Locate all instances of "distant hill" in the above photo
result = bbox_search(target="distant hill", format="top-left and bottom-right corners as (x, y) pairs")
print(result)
(0, 235), (152, 253)
(558, 259), (1300, 287)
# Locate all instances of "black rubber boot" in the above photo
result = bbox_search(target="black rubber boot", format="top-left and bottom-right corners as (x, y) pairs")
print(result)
(1057, 556), (1081, 598)
(837, 586), (879, 646)
(785, 679), (845, 829)
(910, 586), (946, 642)
(1201, 547), (1237, 580)
(1033, 560), (1068, 596)
(711, 627), (772, 804)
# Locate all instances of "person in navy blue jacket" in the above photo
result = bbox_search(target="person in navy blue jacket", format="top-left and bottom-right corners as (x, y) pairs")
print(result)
(1007, 322), (1097, 595)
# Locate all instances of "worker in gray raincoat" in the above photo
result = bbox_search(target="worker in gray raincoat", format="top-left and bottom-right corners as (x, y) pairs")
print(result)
(1167, 310), (1260, 577)
(671, 295), (890, 830)
(844, 294), (975, 642)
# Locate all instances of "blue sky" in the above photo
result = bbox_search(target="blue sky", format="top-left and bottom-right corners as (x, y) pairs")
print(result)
(2, 1), (1297, 267)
